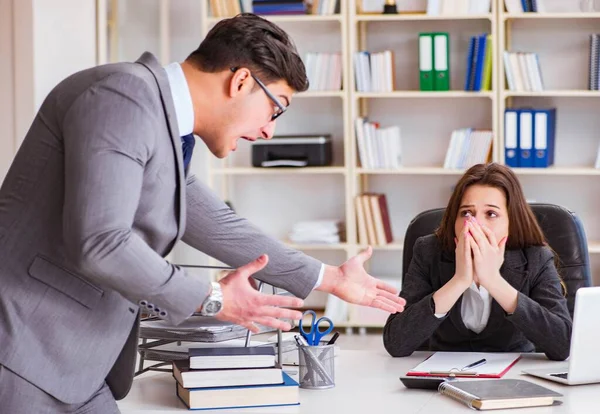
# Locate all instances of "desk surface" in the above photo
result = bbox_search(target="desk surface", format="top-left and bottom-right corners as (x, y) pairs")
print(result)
(118, 349), (598, 413)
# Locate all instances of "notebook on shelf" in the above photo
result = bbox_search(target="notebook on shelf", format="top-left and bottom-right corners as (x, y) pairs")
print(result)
(406, 352), (521, 378)
(438, 379), (563, 410)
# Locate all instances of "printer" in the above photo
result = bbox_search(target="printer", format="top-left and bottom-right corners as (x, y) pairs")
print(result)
(251, 134), (332, 167)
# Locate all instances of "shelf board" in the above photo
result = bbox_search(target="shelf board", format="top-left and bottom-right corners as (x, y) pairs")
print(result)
(514, 167), (600, 176)
(504, 90), (600, 98)
(286, 243), (349, 251)
(208, 14), (343, 24)
(295, 90), (345, 99)
(357, 167), (466, 175)
(355, 13), (492, 21)
(589, 243), (600, 254)
(210, 167), (346, 175)
(356, 91), (493, 99)
(503, 12), (600, 20)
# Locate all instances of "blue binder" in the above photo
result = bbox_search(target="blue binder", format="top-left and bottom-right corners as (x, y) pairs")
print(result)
(504, 109), (520, 167)
(518, 109), (534, 168)
(473, 34), (487, 91)
(464, 36), (476, 91)
(533, 108), (557, 168)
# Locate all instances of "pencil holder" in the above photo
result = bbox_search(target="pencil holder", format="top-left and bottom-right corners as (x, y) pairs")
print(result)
(297, 344), (335, 389)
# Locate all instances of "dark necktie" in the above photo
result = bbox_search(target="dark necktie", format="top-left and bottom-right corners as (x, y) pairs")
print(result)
(181, 133), (196, 171)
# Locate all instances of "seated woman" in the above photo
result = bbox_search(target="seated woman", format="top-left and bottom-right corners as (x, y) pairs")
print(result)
(383, 163), (572, 361)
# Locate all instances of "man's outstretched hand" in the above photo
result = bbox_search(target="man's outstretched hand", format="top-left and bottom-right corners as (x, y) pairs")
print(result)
(212, 254), (304, 333)
(316, 246), (406, 313)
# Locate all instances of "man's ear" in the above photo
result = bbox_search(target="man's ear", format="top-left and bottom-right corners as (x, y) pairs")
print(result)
(229, 67), (251, 98)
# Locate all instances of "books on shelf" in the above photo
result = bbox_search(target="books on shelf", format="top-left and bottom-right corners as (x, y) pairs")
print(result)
(504, 108), (556, 168)
(305, 52), (343, 91)
(427, 0), (491, 15)
(504, 0), (548, 13)
(188, 346), (276, 369)
(465, 34), (492, 92)
(419, 32), (450, 91)
(353, 50), (394, 93)
(252, 0), (307, 16)
(355, 118), (402, 169)
(355, 193), (393, 246)
(309, 0), (339, 15)
(443, 129), (493, 169)
(589, 34), (600, 91)
(503, 51), (544, 92)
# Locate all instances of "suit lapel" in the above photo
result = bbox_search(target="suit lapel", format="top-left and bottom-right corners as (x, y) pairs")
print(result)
(136, 52), (187, 242)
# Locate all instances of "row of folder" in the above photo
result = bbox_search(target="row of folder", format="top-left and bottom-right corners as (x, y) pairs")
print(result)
(503, 51), (544, 92)
(426, 0), (491, 15)
(419, 32), (450, 91)
(504, 0), (548, 13)
(443, 129), (493, 169)
(304, 52), (343, 92)
(353, 50), (395, 93)
(465, 33), (493, 92)
(504, 108), (556, 168)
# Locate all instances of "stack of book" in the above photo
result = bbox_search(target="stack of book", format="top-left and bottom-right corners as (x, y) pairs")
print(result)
(174, 346), (299, 410)
(443, 129), (493, 169)
(354, 118), (402, 169)
(464, 33), (493, 92)
(252, 0), (307, 15)
(355, 193), (393, 246)
(503, 51), (544, 92)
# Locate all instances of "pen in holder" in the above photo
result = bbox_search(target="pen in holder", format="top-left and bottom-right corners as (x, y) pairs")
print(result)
(294, 336), (335, 389)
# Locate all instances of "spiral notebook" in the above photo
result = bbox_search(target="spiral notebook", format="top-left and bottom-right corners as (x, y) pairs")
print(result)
(438, 379), (563, 410)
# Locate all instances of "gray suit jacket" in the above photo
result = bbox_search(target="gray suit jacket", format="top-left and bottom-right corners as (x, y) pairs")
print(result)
(383, 234), (572, 361)
(0, 52), (321, 404)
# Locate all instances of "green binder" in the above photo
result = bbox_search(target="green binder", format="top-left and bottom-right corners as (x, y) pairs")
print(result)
(432, 32), (450, 91)
(419, 33), (434, 91)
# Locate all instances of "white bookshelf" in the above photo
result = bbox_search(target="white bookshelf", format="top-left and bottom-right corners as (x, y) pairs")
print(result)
(498, 0), (600, 287)
(103, 0), (600, 330)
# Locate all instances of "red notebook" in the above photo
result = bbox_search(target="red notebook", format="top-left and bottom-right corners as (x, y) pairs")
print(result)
(406, 352), (521, 379)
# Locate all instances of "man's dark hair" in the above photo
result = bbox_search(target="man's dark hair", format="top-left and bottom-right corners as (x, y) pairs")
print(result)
(186, 13), (309, 92)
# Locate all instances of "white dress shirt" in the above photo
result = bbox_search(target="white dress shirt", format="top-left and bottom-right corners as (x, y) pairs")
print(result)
(163, 62), (325, 289)
(435, 282), (492, 334)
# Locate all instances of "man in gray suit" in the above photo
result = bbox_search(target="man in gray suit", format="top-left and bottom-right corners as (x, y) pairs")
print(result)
(0, 13), (406, 413)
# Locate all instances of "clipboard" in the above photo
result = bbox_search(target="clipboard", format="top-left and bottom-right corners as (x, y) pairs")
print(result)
(406, 352), (521, 379)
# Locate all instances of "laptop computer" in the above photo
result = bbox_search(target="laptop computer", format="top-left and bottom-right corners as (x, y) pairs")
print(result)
(522, 286), (600, 385)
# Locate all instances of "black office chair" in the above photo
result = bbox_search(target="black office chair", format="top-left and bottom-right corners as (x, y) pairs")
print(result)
(402, 203), (592, 319)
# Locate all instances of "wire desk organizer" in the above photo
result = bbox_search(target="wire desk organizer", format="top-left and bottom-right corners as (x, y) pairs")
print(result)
(135, 264), (285, 376)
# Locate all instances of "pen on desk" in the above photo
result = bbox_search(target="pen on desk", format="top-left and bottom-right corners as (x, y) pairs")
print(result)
(327, 331), (340, 345)
(462, 358), (487, 371)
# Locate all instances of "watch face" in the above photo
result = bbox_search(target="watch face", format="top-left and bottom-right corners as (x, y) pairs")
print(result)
(205, 300), (222, 315)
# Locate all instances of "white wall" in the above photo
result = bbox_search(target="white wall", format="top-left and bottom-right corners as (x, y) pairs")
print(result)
(0, 0), (16, 179)
(10, 0), (97, 151)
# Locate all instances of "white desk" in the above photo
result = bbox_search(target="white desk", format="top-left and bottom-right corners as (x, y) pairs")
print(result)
(118, 350), (598, 413)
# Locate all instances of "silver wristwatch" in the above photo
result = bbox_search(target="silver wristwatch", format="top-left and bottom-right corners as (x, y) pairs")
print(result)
(199, 282), (224, 316)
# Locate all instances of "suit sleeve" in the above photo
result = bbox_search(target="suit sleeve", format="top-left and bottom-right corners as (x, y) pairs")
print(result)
(62, 73), (210, 325)
(181, 174), (322, 299)
(383, 237), (446, 357)
(506, 249), (573, 361)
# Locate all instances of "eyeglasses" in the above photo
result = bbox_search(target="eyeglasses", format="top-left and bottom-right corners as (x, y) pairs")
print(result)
(230, 67), (288, 121)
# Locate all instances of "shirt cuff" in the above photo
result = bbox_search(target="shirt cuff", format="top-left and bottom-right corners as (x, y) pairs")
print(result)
(312, 264), (325, 290)
(434, 312), (448, 319)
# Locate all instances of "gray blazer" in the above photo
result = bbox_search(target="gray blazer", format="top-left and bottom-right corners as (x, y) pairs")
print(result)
(383, 234), (572, 361)
(0, 52), (321, 404)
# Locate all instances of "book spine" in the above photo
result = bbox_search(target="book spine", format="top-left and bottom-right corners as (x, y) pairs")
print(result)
(438, 382), (479, 409)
